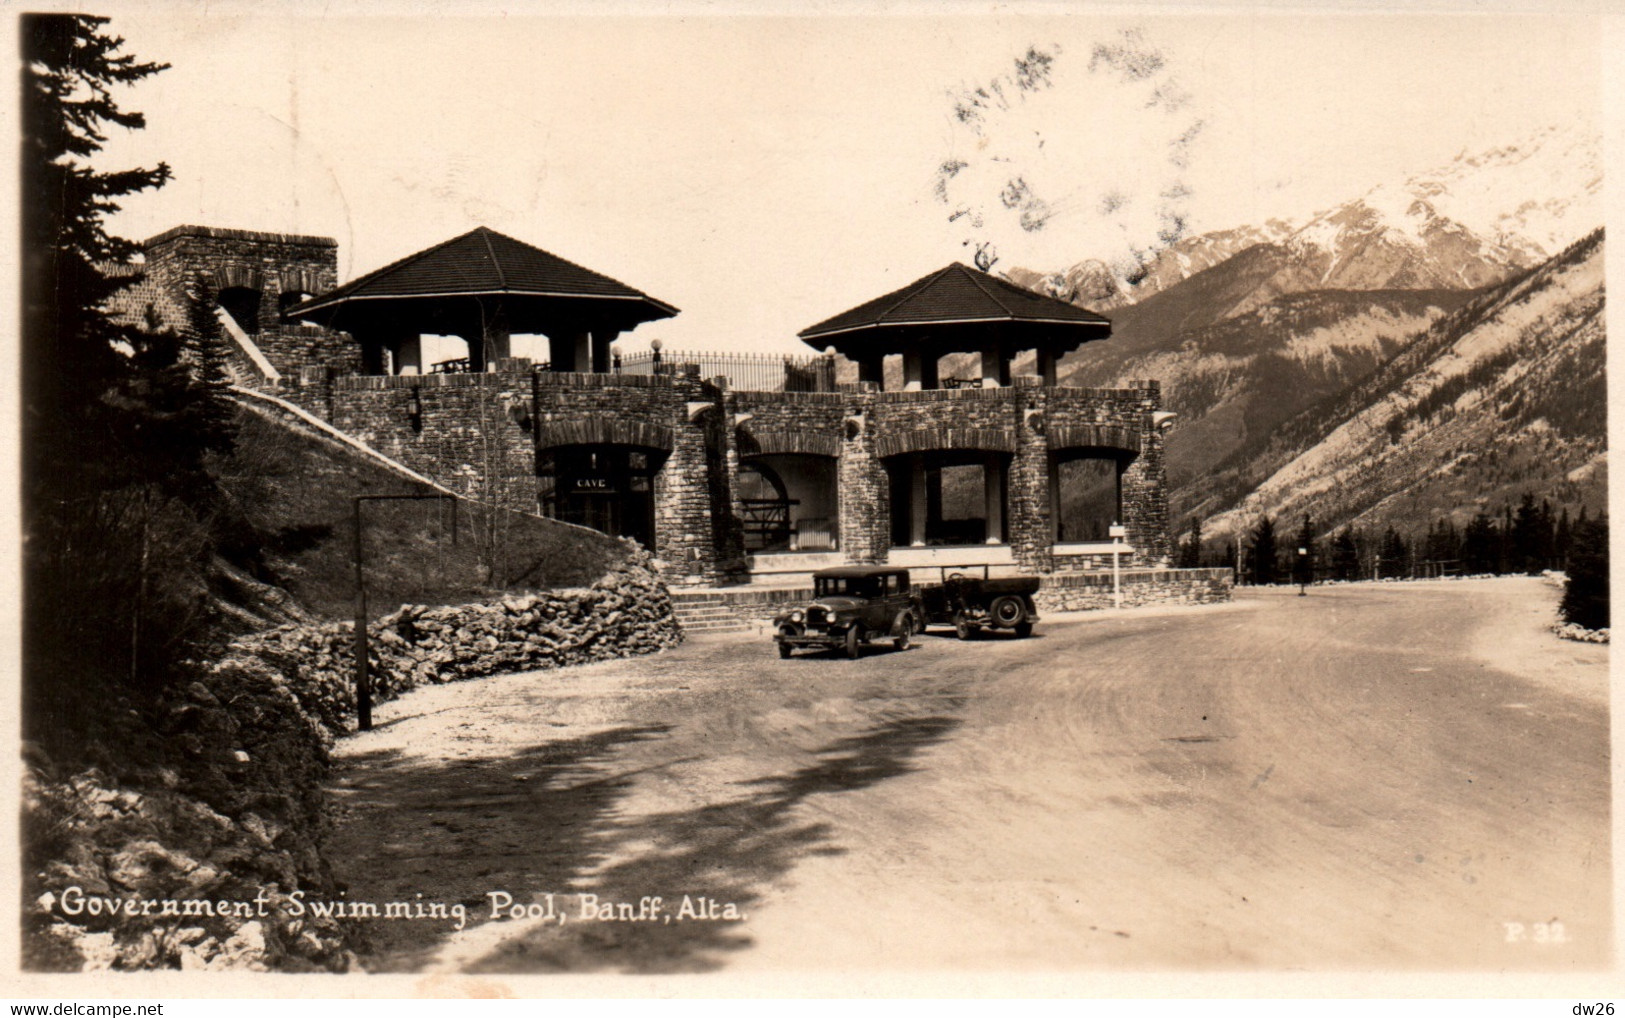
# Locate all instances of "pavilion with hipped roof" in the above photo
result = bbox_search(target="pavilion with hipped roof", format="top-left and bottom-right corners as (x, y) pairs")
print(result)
(283, 226), (678, 374)
(798, 262), (1110, 389)
(118, 219), (1175, 586)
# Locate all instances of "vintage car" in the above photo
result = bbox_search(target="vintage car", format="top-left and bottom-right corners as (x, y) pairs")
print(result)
(774, 566), (922, 659)
(917, 565), (1040, 639)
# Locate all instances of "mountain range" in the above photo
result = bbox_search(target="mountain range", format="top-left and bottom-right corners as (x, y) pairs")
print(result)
(1026, 123), (1605, 545)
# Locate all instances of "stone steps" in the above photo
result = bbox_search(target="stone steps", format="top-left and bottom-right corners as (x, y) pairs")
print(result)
(670, 598), (753, 634)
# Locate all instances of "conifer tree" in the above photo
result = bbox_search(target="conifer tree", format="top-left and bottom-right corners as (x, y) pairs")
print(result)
(1250, 515), (1278, 586)
(1560, 514), (1609, 631)
(1179, 516), (1203, 568)
(1331, 526), (1360, 581)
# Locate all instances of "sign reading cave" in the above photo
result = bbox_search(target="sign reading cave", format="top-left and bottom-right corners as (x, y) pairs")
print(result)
(569, 477), (615, 494)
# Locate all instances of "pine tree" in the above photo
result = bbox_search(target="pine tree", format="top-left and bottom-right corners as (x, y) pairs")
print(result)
(21, 16), (239, 734)
(1461, 512), (1497, 574)
(1560, 515), (1609, 631)
(1179, 516), (1202, 568)
(1250, 516), (1278, 586)
(1512, 493), (1542, 575)
(23, 14), (173, 504)
(1379, 527), (1407, 579)
(1555, 506), (1572, 569)
(1332, 526), (1360, 581)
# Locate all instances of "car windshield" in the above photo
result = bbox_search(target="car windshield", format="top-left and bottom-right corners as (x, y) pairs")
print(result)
(816, 576), (876, 599)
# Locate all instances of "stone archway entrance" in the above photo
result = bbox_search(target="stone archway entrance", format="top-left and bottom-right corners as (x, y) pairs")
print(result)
(1051, 445), (1136, 544)
(538, 445), (664, 549)
(883, 449), (1011, 548)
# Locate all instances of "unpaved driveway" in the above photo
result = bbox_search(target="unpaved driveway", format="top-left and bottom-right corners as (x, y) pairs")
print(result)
(325, 577), (1609, 974)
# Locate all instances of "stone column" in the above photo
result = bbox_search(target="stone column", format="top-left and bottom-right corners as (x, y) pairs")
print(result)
(590, 330), (618, 373)
(982, 348), (1003, 388)
(858, 355), (884, 387)
(1007, 376), (1053, 573)
(1120, 381), (1172, 566)
(482, 314), (511, 369)
(652, 375), (734, 585)
(921, 352), (939, 390)
(1037, 348), (1058, 386)
(573, 333), (592, 374)
(835, 389), (888, 563)
(983, 453), (1005, 544)
(549, 331), (586, 372)
(394, 333), (423, 375)
(903, 348), (924, 392)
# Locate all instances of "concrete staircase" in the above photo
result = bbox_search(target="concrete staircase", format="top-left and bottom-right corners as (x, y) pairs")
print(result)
(669, 593), (754, 634)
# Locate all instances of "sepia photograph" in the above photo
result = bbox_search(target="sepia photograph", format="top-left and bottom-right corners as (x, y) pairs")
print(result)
(10, 0), (1617, 998)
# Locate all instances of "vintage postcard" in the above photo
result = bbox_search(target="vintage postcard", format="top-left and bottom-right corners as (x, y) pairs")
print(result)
(7, 0), (1620, 1002)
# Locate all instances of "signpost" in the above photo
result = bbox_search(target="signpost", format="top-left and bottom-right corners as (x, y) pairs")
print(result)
(352, 493), (458, 731)
(1109, 523), (1127, 610)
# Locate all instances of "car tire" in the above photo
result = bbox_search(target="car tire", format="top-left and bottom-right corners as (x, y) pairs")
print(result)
(778, 641), (793, 658)
(893, 613), (913, 651)
(954, 611), (973, 641)
(844, 625), (862, 659)
(990, 596), (1024, 628)
(1014, 621), (1033, 639)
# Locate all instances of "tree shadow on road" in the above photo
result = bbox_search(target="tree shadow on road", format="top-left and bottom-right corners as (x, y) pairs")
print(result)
(462, 711), (964, 974)
(327, 724), (673, 972)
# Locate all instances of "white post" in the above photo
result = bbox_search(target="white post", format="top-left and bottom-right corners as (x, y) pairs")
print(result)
(1110, 522), (1127, 609)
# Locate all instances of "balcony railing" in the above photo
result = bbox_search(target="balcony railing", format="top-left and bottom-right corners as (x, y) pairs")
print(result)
(616, 349), (839, 392)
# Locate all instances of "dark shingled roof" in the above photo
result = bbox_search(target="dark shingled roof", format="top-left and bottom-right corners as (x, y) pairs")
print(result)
(285, 226), (677, 324)
(798, 262), (1109, 342)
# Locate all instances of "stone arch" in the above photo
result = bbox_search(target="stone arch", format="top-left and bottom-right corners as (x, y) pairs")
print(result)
(873, 427), (1016, 460)
(735, 427), (840, 459)
(535, 418), (673, 452)
(214, 263), (265, 291)
(1048, 423), (1141, 457)
(279, 266), (326, 295)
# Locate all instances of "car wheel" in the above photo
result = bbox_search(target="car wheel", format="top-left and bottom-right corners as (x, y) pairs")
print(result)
(844, 625), (862, 659)
(893, 614), (913, 651)
(778, 641), (793, 658)
(954, 611), (973, 640)
(1014, 621), (1033, 639)
(990, 596), (1024, 628)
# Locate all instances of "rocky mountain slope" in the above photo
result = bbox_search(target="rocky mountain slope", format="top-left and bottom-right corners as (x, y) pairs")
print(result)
(1197, 229), (1605, 540)
(1016, 123), (1600, 316)
(1030, 124), (1603, 544)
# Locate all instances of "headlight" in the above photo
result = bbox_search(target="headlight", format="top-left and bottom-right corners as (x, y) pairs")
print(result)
(790, 609), (804, 623)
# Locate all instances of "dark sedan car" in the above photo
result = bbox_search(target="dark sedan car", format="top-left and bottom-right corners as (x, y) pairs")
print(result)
(773, 566), (922, 659)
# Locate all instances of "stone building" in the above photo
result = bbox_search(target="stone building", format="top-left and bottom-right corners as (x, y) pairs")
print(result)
(112, 224), (1174, 587)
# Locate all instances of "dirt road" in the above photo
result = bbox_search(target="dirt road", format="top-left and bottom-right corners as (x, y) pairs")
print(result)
(325, 577), (1609, 974)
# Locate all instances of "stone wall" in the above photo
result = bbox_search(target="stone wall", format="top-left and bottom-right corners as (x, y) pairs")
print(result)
(231, 554), (681, 737)
(1033, 567), (1233, 612)
(671, 566), (1232, 632)
(122, 226), (359, 384)
(326, 370), (539, 510)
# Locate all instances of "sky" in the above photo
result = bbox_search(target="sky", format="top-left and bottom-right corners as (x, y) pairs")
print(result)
(81, 4), (1607, 359)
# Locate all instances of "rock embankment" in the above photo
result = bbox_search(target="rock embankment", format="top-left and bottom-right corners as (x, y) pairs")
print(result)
(237, 554), (682, 736)
(24, 554), (680, 971)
